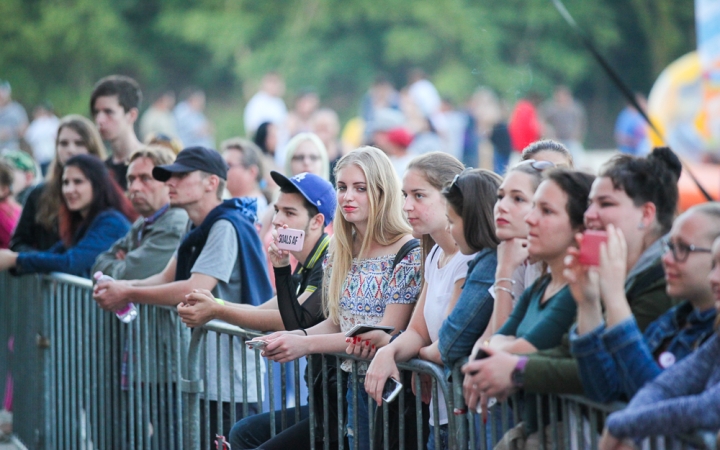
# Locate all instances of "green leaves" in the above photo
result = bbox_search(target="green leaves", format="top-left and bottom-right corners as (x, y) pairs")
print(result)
(0, 0), (695, 144)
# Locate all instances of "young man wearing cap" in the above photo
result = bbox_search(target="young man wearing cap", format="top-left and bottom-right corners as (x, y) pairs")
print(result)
(93, 145), (273, 440)
(91, 75), (144, 190)
(178, 170), (341, 449)
(177, 169), (334, 332)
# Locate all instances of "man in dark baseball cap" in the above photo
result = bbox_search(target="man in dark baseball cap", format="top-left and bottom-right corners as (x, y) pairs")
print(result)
(95, 144), (273, 441)
(152, 146), (228, 182)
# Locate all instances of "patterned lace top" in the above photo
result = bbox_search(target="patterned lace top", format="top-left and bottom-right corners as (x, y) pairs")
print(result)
(324, 247), (422, 373)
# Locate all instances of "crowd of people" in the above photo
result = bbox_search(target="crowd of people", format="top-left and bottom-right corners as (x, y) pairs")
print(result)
(0, 71), (718, 450)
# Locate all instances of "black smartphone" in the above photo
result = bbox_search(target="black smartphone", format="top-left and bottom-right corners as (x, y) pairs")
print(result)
(469, 348), (490, 376)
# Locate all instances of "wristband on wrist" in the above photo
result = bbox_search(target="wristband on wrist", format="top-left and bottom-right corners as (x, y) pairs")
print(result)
(214, 298), (225, 306)
(511, 356), (529, 388)
(494, 286), (516, 300)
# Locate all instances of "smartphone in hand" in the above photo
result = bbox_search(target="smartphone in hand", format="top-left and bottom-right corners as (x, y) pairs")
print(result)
(382, 377), (403, 403)
(246, 340), (268, 350)
(344, 324), (395, 338)
(578, 230), (608, 266)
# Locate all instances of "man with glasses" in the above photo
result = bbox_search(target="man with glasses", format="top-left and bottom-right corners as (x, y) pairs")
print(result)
(569, 202), (720, 402)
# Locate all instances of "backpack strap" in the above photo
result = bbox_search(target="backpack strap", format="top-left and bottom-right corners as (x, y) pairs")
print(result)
(392, 238), (420, 270)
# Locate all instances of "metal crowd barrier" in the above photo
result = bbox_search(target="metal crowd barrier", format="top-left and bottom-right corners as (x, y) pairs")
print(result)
(450, 363), (718, 450)
(182, 319), (457, 450)
(0, 272), (187, 450)
(1, 270), (717, 450)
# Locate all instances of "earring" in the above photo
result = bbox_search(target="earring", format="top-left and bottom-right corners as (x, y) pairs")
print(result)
(638, 222), (645, 230)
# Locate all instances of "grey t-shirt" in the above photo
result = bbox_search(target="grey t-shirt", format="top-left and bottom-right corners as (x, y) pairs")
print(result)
(188, 219), (264, 402)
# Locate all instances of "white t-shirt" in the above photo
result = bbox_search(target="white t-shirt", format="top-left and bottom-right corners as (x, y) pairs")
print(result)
(423, 245), (475, 425)
(243, 91), (288, 136)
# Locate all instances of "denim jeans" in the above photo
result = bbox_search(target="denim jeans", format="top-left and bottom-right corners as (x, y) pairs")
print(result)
(427, 424), (449, 450)
(229, 405), (309, 449)
(201, 401), (258, 448)
(346, 380), (373, 450)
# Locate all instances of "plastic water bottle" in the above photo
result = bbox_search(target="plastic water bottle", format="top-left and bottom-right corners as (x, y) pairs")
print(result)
(93, 271), (138, 323)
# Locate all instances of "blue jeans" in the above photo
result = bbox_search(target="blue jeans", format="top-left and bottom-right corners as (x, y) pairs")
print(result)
(346, 381), (373, 450)
(474, 403), (515, 450)
(229, 405), (309, 449)
(428, 424), (449, 450)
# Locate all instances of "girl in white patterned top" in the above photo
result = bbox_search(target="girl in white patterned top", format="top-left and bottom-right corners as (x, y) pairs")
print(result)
(263, 146), (422, 450)
(365, 152), (473, 450)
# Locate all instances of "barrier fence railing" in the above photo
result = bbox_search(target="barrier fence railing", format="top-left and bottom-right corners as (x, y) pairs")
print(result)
(0, 272), (187, 450)
(1, 270), (717, 450)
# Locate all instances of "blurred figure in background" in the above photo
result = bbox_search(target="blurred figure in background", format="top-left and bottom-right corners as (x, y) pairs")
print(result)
(469, 87), (512, 174)
(508, 93), (543, 154)
(310, 108), (342, 184)
(407, 68), (441, 118)
(0, 161), (20, 249)
(174, 88), (214, 149)
(383, 127), (415, 178)
(140, 91), (177, 141)
(1, 150), (36, 206)
(283, 132), (329, 180)
(11, 115), (107, 253)
(244, 72), (288, 136)
(253, 121), (280, 189)
(244, 73), (288, 165)
(0, 81), (28, 151)
(144, 132), (183, 155)
(541, 85), (586, 163)
(361, 74), (400, 143)
(24, 102), (59, 176)
(287, 88), (319, 137)
(434, 98), (470, 161)
(220, 137), (269, 217)
(615, 93), (650, 156)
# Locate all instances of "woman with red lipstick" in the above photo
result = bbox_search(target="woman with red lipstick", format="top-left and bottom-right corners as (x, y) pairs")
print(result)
(262, 146), (422, 450)
(365, 152), (470, 450)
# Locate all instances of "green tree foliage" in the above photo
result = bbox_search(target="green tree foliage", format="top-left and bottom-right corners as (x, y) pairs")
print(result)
(0, 0), (696, 145)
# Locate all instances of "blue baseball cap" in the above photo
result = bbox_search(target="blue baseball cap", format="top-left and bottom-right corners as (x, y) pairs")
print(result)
(271, 171), (336, 226)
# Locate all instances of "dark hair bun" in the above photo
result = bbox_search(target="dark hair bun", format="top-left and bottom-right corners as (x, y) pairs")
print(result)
(649, 146), (682, 180)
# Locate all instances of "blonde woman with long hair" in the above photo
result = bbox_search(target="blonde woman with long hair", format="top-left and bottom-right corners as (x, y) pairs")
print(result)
(262, 146), (422, 450)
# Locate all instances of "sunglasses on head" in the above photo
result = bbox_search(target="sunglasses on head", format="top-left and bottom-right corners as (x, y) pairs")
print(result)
(516, 159), (556, 172)
(451, 167), (474, 191)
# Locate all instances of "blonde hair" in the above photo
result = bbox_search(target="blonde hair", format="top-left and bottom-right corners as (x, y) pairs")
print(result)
(283, 132), (330, 181)
(324, 146), (412, 323)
